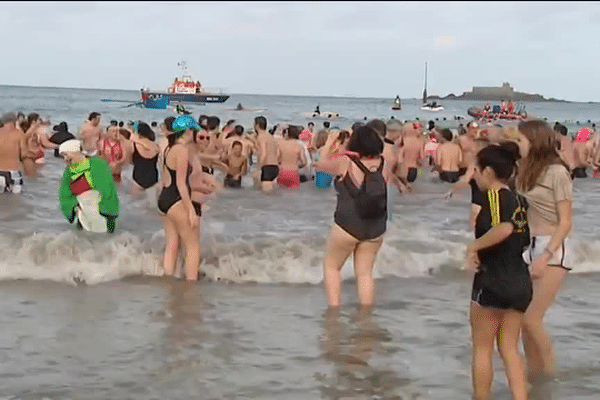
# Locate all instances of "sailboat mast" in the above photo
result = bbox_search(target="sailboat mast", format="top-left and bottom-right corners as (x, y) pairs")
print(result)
(422, 62), (428, 104)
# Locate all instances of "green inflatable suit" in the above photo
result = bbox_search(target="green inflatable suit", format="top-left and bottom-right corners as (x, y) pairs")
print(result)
(59, 156), (119, 233)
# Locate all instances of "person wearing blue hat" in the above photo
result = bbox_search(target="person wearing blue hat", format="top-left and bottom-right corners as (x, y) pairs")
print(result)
(157, 114), (203, 280)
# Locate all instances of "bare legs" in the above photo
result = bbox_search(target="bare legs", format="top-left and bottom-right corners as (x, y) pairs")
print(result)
(522, 267), (567, 377)
(163, 201), (201, 281)
(323, 224), (383, 307)
(470, 303), (527, 400)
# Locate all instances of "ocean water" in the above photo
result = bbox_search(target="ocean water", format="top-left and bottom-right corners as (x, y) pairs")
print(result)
(1, 85), (600, 399)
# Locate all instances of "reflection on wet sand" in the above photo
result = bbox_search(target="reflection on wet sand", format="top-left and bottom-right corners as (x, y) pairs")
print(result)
(317, 307), (415, 399)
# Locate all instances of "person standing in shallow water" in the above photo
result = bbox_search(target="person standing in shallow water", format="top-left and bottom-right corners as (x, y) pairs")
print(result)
(315, 125), (387, 307)
(158, 115), (203, 281)
(516, 120), (574, 381)
(466, 143), (531, 400)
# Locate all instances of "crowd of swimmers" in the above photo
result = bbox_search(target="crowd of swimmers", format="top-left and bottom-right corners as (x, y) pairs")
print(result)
(0, 108), (589, 399)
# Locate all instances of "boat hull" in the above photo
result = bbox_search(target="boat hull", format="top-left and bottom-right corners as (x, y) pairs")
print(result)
(421, 106), (444, 112)
(467, 107), (528, 121)
(143, 92), (229, 104)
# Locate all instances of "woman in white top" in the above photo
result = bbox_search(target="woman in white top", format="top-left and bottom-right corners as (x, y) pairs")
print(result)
(516, 120), (573, 380)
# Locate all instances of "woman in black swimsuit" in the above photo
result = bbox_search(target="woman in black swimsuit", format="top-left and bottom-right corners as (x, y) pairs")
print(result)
(130, 122), (159, 190)
(157, 115), (203, 281)
(315, 124), (388, 307)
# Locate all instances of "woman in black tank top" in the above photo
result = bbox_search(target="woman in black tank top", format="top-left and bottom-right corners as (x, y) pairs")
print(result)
(314, 124), (388, 308)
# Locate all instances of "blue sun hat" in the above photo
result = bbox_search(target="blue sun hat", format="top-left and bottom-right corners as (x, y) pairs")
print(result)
(172, 114), (200, 133)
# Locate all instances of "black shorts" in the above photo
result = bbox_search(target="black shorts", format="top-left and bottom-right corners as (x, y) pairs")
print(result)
(407, 167), (418, 183)
(224, 174), (242, 188)
(572, 167), (587, 179)
(471, 270), (532, 313)
(261, 165), (279, 182)
(439, 170), (459, 183)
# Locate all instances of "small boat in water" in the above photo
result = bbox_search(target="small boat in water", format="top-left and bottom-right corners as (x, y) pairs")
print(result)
(421, 101), (444, 112)
(467, 102), (528, 121)
(392, 95), (401, 110)
(141, 61), (229, 105)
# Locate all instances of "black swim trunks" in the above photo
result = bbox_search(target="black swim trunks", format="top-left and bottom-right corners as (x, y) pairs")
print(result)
(407, 167), (418, 183)
(261, 165), (279, 182)
(224, 174), (242, 188)
(439, 170), (459, 183)
(572, 167), (587, 179)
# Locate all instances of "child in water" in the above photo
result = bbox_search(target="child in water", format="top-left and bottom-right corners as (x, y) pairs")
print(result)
(466, 142), (532, 400)
(223, 141), (248, 188)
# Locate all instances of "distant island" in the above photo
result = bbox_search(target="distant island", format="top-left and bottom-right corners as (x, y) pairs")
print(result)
(428, 82), (569, 103)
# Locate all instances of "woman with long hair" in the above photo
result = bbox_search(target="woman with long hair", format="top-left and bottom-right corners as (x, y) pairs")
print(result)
(315, 125), (388, 307)
(516, 120), (573, 380)
(157, 115), (203, 281)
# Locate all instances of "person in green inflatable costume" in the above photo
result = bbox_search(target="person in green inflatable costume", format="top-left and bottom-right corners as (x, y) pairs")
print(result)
(58, 139), (119, 233)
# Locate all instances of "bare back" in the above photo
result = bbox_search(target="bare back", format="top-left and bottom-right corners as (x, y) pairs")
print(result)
(278, 138), (305, 170)
(458, 135), (475, 169)
(436, 142), (462, 172)
(80, 122), (102, 153)
(0, 125), (25, 171)
(257, 132), (279, 166)
(402, 136), (424, 168)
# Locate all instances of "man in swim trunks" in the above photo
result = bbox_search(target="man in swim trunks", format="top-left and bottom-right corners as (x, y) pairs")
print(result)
(435, 128), (462, 183)
(378, 119), (410, 221)
(0, 112), (27, 194)
(277, 125), (306, 189)
(399, 121), (425, 183)
(79, 112), (102, 156)
(255, 116), (280, 192)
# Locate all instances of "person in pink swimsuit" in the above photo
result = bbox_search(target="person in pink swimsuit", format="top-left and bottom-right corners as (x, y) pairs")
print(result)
(277, 125), (306, 189)
(98, 126), (126, 183)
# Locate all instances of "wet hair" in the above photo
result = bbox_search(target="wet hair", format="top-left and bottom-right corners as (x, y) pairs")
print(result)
(517, 120), (566, 192)
(346, 125), (384, 158)
(137, 122), (155, 141)
(234, 125), (244, 136)
(118, 121), (124, 127)
(337, 130), (350, 144)
(254, 116), (267, 130)
(232, 140), (243, 148)
(198, 114), (208, 125)
(88, 112), (101, 121)
(118, 128), (131, 140)
(366, 119), (387, 138)
(286, 125), (301, 139)
(308, 122), (315, 127)
(440, 128), (453, 142)
(428, 120), (435, 130)
(476, 142), (520, 181)
(323, 121), (330, 129)
(351, 122), (364, 134)
(164, 116), (176, 133)
(226, 119), (236, 126)
(151, 121), (157, 127)
(20, 113), (40, 133)
(206, 116), (220, 131)
(556, 124), (568, 136)
(314, 129), (329, 149)
(110, 120), (118, 126)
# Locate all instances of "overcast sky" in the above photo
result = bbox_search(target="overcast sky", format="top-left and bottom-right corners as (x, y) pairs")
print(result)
(2, 1), (599, 102)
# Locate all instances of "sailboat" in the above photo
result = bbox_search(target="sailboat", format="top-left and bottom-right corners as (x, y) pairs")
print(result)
(421, 62), (444, 112)
(392, 95), (401, 110)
